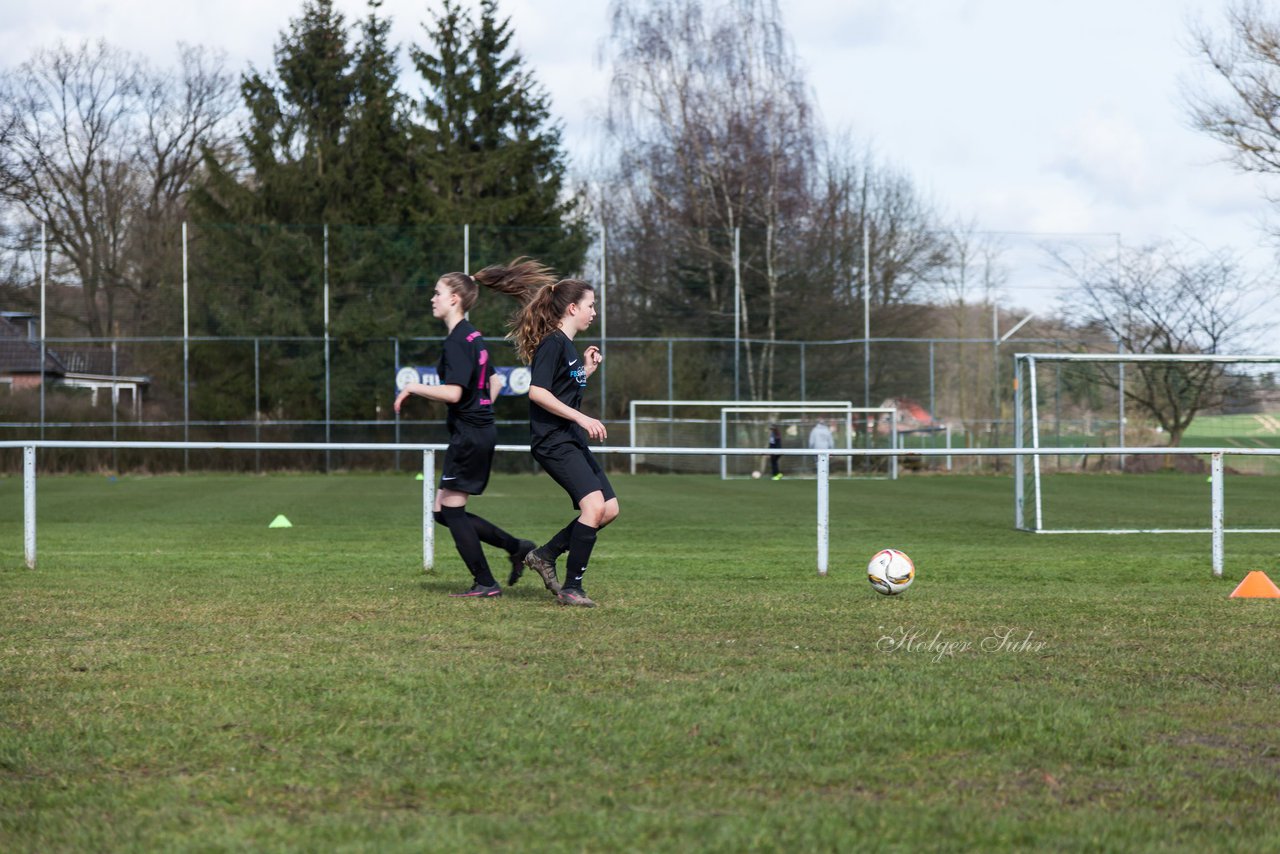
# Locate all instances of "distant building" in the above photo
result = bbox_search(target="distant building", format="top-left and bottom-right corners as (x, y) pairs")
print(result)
(880, 397), (937, 431)
(0, 312), (149, 416)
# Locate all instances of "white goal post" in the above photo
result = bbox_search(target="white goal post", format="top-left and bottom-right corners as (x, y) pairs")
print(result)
(718, 406), (898, 480)
(628, 400), (898, 478)
(628, 400), (848, 475)
(1014, 352), (1280, 534)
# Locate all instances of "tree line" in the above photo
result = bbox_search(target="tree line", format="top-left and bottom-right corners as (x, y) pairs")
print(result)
(1, 0), (1276, 441)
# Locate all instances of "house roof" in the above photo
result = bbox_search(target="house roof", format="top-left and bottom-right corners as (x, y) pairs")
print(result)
(0, 315), (145, 379)
(0, 338), (67, 375)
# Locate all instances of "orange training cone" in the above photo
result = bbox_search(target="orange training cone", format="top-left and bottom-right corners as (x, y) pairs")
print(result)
(1228, 571), (1280, 599)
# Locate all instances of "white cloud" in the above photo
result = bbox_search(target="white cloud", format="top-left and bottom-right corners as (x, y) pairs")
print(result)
(1048, 110), (1158, 208)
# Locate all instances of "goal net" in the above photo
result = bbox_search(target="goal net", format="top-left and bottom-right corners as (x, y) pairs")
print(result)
(1014, 353), (1280, 533)
(628, 400), (898, 477)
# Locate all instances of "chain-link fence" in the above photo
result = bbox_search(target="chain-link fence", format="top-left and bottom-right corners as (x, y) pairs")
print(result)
(2, 222), (1120, 473)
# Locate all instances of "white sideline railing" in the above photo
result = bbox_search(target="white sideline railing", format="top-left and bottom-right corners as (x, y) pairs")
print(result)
(7, 441), (1277, 578)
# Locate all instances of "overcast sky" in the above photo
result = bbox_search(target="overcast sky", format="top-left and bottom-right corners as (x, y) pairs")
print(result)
(4, 0), (1277, 312)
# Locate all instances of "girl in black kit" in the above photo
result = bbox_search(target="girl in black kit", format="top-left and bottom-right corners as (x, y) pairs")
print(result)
(394, 271), (535, 598)
(480, 260), (617, 607)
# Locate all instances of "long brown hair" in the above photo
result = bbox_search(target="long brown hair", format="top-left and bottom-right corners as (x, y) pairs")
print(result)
(474, 258), (593, 364)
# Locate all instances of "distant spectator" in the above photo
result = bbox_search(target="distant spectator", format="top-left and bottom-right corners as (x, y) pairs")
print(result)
(808, 420), (835, 472)
(768, 424), (783, 480)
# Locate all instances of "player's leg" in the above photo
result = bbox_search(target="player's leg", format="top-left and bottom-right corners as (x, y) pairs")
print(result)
(523, 443), (602, 596)
(557, 449), (618, 606)
(435, 430), (500, 596)
(441, 424), (537, 591)
(434, 489), (499, 595)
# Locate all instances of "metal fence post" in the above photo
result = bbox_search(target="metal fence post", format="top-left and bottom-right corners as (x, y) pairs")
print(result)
(1211, 452), (1224, 578)
(817, 450), (829, 576)
(24, 446), (37, 569)
(423, 450), (435, 572)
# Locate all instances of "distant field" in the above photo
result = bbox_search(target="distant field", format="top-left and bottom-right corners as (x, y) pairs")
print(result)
(1184, 412), (1280, 439)
(2, 472), (1278, 851)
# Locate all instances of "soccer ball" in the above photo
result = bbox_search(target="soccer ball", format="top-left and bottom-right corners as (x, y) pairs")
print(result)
(751, 470), (762, 479)
(867, 548), (915, 595)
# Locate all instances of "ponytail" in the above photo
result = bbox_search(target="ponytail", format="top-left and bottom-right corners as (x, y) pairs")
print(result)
(475, 258), (594, 364)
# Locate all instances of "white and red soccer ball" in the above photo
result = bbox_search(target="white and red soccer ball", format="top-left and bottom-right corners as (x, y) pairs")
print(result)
(867, 548), (915, 595)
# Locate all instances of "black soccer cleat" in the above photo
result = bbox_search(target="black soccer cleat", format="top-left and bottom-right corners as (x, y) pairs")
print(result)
(556, 587), (596, 608)
(449, 582), (502, 598)
(507, 539), (537, 586)
(523, 547), (562, 594)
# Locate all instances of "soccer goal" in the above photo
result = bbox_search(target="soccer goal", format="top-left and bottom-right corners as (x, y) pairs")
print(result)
(718, 406), (898, 479)
(628, 400), (898, 478)
(1014, 352), (1280, 534)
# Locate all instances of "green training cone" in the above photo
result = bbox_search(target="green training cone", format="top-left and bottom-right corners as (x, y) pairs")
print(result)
(268, 514), (293, 528)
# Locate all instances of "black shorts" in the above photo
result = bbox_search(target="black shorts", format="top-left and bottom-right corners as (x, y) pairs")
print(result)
(439, 422), (496, 495)
(532, 440), (616, 509)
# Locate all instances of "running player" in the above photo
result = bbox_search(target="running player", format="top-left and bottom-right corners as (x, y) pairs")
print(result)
(478, 261), (617, 607)
(394, 271), (535, 598)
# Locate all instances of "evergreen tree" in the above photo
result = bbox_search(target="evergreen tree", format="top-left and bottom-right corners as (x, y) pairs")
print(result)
(412, 0), (589, 301)
(190, 0), (425, 423)
(187, 0), (590, 424)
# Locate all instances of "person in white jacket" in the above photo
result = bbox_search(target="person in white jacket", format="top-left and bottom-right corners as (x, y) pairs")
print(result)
(808, 420), (836, 472)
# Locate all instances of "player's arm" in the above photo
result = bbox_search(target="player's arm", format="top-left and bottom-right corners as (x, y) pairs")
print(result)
(394, 382), (462, 412)
(528, 385), (607, 440)
(488, 371), (506, 402)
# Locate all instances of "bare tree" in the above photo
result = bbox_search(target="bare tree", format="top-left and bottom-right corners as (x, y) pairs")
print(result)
(933, 222), (1008, 423)
(0, 41), (234, 336)
(600, 0), (816, 399)
(1053, 242), (1265, 445)
(1186, 2), (1280, 222)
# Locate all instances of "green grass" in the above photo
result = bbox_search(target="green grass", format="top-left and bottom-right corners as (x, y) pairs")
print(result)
(1183, 412), (1280, 440)
(2, 472), (1279, 852)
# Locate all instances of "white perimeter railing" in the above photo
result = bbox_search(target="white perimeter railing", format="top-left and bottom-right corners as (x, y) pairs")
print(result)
(6, 441), (1278, 578)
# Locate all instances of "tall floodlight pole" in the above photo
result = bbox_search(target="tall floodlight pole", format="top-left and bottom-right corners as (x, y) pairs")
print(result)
(734, 227), (741, 401)
(992, 304), (999, 433)
(599, 223), (607, 423)
(182, 222), (189, 469)
(1115, 233), (1125, 468)
(39, 222), (47, 439)
(863, 219), (870, 410)
(462, 224), (471, 321)
(323, 224), (331, 472)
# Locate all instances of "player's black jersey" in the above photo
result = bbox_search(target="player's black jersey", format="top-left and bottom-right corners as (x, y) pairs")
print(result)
(438, 319), (495, 429)
(529, 329), (588, 449)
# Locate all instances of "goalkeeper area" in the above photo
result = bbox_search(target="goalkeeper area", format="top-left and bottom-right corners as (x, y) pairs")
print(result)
(628, 400), (898, 478)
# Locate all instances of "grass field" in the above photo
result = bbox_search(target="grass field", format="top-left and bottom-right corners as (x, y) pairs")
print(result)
(2, 471), (1279, 852)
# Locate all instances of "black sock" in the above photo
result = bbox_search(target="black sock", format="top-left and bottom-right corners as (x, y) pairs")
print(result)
(467, 513), (519, 553)
(543, 520), (576, 559)
(436, 507), (495, 586)
(564, 521), (598, 590)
